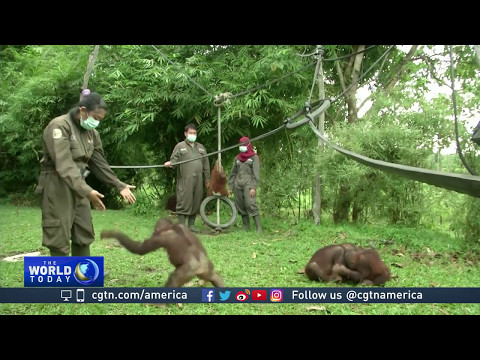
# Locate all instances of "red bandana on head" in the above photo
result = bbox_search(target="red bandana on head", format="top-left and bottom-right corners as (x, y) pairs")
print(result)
(237, 136), (257, 162)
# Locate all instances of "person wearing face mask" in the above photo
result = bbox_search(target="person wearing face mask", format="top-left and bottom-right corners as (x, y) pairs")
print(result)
(227, 137), (262, 233)
(164, 124), (210, 231)
(35, 89), (136, 256)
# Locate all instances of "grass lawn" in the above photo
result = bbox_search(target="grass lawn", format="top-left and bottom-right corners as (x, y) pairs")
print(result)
(1, 203), (479, 315)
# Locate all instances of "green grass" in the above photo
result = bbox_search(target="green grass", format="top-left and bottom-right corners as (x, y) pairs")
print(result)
(1, 204), (479, 315)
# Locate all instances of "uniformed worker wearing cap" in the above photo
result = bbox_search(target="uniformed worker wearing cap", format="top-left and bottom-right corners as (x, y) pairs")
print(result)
(35, 90), (136, 256)
(164, 124), (210, 232)
(227, 137), (262, 233)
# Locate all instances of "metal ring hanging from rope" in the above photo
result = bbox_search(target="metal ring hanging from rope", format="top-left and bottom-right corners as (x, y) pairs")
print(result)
(200, 195), (237, 230)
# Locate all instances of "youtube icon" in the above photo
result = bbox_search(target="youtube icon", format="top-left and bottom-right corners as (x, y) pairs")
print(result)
(252, 290), (267, 301)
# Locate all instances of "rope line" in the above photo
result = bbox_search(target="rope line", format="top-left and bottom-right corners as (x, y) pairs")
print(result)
(297, 45), (377, 62)
(307, 46), (323, 106)
(323, 45), (378, 62)
(110, 118), (291, 169)
(331, 45), (395, 103)
(229, 61), (316, 100)
(151, 45), (215, 98)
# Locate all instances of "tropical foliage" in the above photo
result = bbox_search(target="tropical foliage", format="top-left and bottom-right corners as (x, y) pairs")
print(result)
(1, 45), (479, 241)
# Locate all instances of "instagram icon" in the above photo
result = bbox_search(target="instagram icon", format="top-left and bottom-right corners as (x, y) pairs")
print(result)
(270, 289), (283, 302)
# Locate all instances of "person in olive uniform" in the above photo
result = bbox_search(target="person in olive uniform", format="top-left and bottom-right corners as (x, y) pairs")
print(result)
(35, 90), (136, 256)
(227, 137), (262, 233)
(164, 124), (210, 231)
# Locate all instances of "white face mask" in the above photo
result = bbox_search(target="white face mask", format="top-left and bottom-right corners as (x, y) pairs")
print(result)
(80, 109), (100, 130)
(187, 134), (197, 142)
(239, 146), (248, 153)
(80, 116), (100, 130)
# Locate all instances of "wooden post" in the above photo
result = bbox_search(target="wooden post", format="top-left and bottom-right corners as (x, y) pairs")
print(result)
(312, 45), (325, 226)
(217, 105), (222, 225)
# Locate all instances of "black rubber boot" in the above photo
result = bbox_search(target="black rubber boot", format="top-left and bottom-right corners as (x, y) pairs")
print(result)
(253, 215), (263, 234)
(188, 215), (199, 232)
(242, 215), (250, 231)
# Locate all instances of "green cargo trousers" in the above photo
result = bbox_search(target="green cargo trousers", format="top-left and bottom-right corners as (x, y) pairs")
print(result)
(37, 170), (94, 256)
(176, 172), (204, 216)
(233, 185), (259, 217)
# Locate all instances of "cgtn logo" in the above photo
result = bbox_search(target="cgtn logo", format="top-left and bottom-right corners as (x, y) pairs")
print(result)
(24, 257), (104, 287)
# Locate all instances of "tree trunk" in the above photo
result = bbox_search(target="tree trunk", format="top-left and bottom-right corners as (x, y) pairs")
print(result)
(346, 45), (365, 124)
(352, 202), (361, 223)
(474, 45), (480, 68)
(331, 46), (365, 223)
(333, 184), (350, 223)
(81, 45), (100, 99)
(313, 175), (322, 225)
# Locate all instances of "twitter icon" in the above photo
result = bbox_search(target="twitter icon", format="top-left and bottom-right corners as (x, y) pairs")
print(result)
(219, 291), (231, 301)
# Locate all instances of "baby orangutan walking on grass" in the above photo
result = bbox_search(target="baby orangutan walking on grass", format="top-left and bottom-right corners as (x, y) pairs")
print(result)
(101, 218), (225, 287)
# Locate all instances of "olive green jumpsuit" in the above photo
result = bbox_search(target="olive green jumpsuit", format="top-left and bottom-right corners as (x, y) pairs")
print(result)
(169, 141), (210, 227)
(35, 112), (127, 256)
(228, 154), (262, 232)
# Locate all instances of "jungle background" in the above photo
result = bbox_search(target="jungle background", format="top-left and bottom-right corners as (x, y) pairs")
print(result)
(1, 45), (479, 242)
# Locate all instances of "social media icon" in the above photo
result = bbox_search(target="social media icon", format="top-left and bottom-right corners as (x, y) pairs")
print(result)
(219, 291), (231, 301)
(202, 289), (215, 303)
(270, 289), (283, 302)
(252, 290), (267, 301)
(235, 291), (248, 302)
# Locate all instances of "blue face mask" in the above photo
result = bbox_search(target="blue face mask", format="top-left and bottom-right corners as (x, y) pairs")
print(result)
(80, 116), (100, 130)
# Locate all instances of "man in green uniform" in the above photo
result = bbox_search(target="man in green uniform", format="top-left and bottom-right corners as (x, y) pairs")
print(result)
(35, 90), (136, 256)
(228, 137), (262, 233)
(164, 124), (210, 231)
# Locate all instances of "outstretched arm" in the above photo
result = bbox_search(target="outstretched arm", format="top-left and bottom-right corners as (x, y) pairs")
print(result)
(100, 230), (163, 255)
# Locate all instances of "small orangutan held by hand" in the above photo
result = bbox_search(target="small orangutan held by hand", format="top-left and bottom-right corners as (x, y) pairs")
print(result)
(101, 218), (225, 287)
(305, 243), (390, 286)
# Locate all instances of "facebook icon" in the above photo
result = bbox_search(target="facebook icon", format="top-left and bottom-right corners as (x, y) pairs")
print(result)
(202, 289), (215, 303)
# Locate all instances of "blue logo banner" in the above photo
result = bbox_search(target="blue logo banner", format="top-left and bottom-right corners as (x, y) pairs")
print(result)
(24, 257), (104, 287)
(1, 287), (480, 303)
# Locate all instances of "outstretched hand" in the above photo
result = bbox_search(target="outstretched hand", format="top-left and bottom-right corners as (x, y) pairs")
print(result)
(88, 190), (106, 212)
(120, 185), (136, 204)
